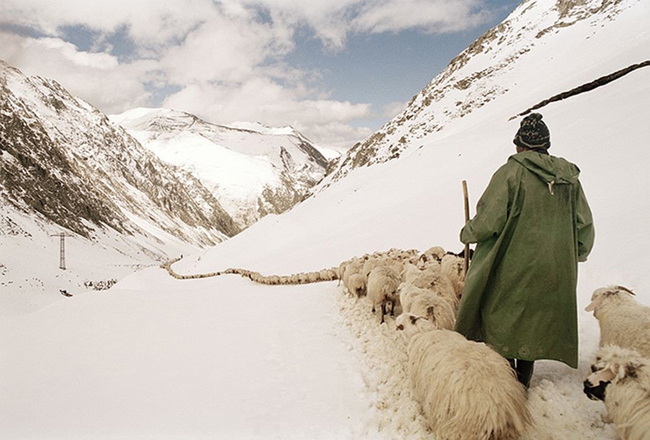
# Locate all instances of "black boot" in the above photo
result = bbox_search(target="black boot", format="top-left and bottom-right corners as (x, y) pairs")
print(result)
(507, 358), (535, 389)
(516, 360), (534, 389)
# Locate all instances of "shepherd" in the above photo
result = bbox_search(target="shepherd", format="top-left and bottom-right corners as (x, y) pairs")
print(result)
(454, 113), (595, 388)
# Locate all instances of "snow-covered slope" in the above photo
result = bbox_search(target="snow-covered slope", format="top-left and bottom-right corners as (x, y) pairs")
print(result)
(1, 0), (649, 438)
(177, 0), (649, 289)
(111, 108), (329, 228)
(323, 0), (648, 185)
(0, 61), (240, 302)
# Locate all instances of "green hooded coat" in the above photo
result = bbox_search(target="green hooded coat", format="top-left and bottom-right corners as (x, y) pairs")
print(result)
(454, 150), (595, 368)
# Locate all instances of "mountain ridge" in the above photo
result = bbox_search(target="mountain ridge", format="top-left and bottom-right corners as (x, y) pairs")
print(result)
(111, 107), (329, 228)
(1, 60), (240, 244)
(319, 0), (639, 188)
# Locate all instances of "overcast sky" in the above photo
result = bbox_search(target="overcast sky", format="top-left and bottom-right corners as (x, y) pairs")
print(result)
(0, 0), (519, 151)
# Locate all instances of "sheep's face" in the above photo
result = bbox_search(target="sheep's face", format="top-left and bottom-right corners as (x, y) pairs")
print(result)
(583, 368), (613, 401)
(585, 285), (635, 313)
(583, 346), (645, 401)
(395, 313), (435, 341)
(352, 284), (366, 298)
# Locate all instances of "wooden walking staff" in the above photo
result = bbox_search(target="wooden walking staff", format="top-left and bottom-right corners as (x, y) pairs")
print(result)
(462, 180), (470, 274)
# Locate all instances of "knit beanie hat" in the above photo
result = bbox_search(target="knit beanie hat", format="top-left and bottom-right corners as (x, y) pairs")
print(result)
(513, 113), (551, 151)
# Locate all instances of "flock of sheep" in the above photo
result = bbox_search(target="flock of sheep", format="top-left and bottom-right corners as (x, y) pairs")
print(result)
(163, 249), (650, 440)
(583, 285), (650, 440)
(338, 246), (531, 439)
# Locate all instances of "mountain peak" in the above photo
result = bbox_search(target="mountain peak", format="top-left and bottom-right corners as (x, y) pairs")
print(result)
(110, 107), (329, 228)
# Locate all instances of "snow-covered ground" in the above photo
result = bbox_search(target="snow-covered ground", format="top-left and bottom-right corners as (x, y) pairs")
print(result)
(2, 69), (647, 437)
(2, 0), (650, 438)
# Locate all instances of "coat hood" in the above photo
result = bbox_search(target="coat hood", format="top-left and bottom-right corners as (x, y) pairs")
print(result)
(509, 150), (580, 188)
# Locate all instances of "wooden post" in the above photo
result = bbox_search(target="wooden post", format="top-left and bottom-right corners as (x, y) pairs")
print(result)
(462, 180), (470, 274)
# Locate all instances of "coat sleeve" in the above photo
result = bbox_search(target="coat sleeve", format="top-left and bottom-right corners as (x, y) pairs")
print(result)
(460, 166), (512, 244)
(575, 181), (595, 262)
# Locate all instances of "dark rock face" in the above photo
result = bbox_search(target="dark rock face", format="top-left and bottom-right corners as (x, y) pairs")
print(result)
(0, 60), (239, 245)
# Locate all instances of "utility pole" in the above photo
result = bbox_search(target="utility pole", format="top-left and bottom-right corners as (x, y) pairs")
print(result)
(50, 232), (74, 270)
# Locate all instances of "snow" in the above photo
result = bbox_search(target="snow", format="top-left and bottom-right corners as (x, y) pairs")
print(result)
(110, 107), (327, 228)
(0, 272), (371, 439)
(2, 0), (650, 438)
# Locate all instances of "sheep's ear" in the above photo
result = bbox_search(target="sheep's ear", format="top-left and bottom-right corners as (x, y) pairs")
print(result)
(584, 299), (598, 312)
(607, 358), (640, 382)
(585, 294), (604, 312)
(613, 362), (628, 381)
(624, 362), (640, 380)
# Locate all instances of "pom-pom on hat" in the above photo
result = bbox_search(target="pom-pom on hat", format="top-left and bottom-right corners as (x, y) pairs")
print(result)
(513, 113), (551, 151)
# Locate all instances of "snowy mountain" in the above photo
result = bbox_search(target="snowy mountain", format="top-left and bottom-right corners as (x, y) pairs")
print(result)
(323, 0), (647, 186)
(2, 0), (650, 438)
(0, 60), (240, 302)
(110, 108), (329, 228)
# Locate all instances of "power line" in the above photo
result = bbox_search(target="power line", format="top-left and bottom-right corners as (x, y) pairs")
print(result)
(50, 232), (74, 270)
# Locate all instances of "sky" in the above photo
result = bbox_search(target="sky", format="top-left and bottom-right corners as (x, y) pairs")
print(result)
(0, 0), (519, 151)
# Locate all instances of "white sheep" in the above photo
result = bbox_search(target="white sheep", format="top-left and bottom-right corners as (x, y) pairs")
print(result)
(342, 258), (365, 293)
(367, 266), (402, 323)
(585, 285), (650, 358)
(364, 254), (405, 281)
(402, 264), (457, 310)
(440, 253), (466, 299)
(417, 246), (446, 267)
(584, 345), (650, 440)
(402, 262), (440, 281)
(319, 268), (337, 281)
(338, 257), (362, 286)
(362, 256), (388, 280)
(396, 311), (531, 440)
(398, 284), (456, 330)
(347, 273), (367, 298)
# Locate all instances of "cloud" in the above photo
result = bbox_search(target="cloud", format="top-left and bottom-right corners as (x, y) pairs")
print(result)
(158, 15), (293, 85)
(162, 76), (373, 149)
(381, 101), (409, 120)
(0, 0), (499, 150)
(244, 0), (493, 48)
(0, 0), (216, 48)
(0, 32), (153, 113)
(351, 0), (491, 35)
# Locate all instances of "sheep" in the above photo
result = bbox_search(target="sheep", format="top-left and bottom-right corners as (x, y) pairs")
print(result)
(342, 258), (365, 293)
(362, 256), (388, 280)
(418, 246), (446, 267)
(319, 268), (337, 281)
(396, 311), (531, 440)
(347, 273), (367, 298)
(367, 266), (402, 323)
(402, 262), (439, 281)
(402, 264), (458, 310)
(363, 256), (405, 282)
(440, 253), (466, 299)
(584, 345), (650, 440)
(585, 285), (650, 358)
(398, 284), (456, 330)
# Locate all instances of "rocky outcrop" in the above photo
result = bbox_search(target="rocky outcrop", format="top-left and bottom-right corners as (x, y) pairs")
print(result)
(0, 60), (239, 246)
